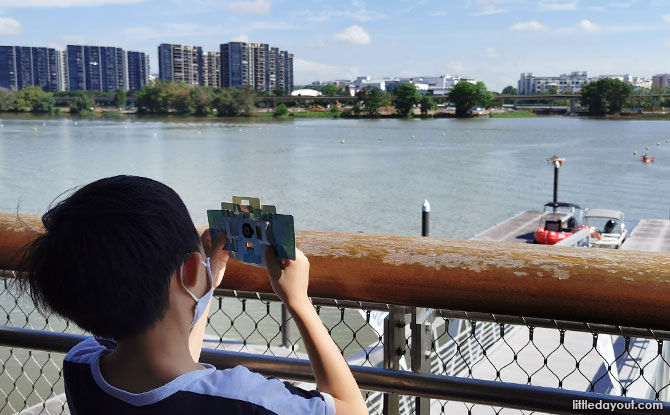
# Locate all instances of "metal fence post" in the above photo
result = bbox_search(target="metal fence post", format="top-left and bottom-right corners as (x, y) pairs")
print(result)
(383, 306), (405, 415)
(281, 304), (292, 348)
(412, 308), (434, 415)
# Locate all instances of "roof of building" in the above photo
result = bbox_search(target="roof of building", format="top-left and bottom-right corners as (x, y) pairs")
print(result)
(290, 89), (322, 97)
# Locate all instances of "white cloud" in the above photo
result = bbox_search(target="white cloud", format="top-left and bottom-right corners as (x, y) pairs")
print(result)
(540, 1), (578, 11)
(299, 1), (386, 23)
(663, 14), (670, 23)
(231, 34), (249, 42)
(333, 25), (371, 45)
(293, 58), (358, 84)
(470, 0), (506, 16)
(0, 0), (145, 6)
(578, 19), (600, 31)
(665, 40), (670, 46)
(429, 10), (447, 16)
(483, 47), (498, 58)
(509, 20), (548, 31)
(223, 0), (271, 15)
(122, 23), (232, 39)
(0, 16), (20, 34)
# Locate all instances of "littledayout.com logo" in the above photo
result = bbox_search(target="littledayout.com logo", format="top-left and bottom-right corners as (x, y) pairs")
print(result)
(573, 399), (664, 412)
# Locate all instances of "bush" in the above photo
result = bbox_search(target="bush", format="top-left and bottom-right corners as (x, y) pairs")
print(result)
(70, 94), (95, 115)
(15, 86), (55, 113)
(330, 105), (341, 118)
(273, 103), (288, 117)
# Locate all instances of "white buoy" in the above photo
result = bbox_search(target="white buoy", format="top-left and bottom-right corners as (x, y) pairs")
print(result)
(153, 133), (157, 137)
(340, 140), (345, 144)
(658, 142), (661, 146)
(646, 146), (650, 150)
(42, 122), (46, 126)
(0, 124), (4, 127)
(466, 130), (470, 134)
(74, 121), (78, 125)
(441, 133), (446, 136)
(633, 151), (638, 156)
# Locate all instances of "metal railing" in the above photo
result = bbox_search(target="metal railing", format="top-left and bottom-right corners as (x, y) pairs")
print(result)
(2, 213), (670, 414)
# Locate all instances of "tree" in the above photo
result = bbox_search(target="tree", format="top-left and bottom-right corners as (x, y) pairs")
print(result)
(136, 80), (170, 113)
(329, 105), (341, 118)
(392, 83), (422, 117)
(321, 84), (338, 97)
(357, 86), (387, 116)
(419, 95), (436, 116)
(272, 88), (286, 97)
(166, 82), (192, 113)
(448, 81), (493, 118)
(0, 88), (17, 112)
(274, 103), (288, 117)
(212, 88), (236, 116)
(16, 86), (54, 113)
(581, 78), (633, 115)
(501, 85), (517, 95)
(114, 89), (127, 108)
(70, 93), (95, 115)
(190, 87), (212, 116)
(233, 85), (257, 116)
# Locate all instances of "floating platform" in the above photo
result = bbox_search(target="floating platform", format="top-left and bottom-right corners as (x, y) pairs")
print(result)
(621, 219), (670, 253)
(471, 210), (541, 243)
(475, 212), (670, 253)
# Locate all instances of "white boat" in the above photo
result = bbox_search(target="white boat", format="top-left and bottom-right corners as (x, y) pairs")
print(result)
(585, 208), (627, 249)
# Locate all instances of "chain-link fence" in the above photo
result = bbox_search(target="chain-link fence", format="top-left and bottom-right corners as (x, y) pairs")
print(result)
(1, 274), (669, 415)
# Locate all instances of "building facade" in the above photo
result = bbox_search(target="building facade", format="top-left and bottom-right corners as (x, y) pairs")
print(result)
(652, 74), (670, 90)
(158, 44), (203, 87)
(127, 51), (150, 91)
(0, 46), (62, 91)
(518, 71), (588, 94)
(66, 45), (127, 92)
(220, 42), (293, 92)
(203, 51), (221, 88)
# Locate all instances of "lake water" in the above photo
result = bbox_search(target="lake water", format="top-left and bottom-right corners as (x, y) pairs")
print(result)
(1, 114), (669, 238)
(1, 114), (669, 411)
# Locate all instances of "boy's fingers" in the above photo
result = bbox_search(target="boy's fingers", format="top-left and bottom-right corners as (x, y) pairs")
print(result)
(200, 229), (212, 251)
(265, 245), (284, 274)
(211, 230), (228, 254)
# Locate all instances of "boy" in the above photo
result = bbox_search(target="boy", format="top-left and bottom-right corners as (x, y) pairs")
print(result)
(20, 175), (368, 414)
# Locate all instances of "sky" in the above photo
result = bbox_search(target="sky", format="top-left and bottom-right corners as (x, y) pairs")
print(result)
(0, 0), (669, 91)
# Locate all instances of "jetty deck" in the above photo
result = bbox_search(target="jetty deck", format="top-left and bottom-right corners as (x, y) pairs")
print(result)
(471, 210), (541, 243)
(621, 219), (670, 253)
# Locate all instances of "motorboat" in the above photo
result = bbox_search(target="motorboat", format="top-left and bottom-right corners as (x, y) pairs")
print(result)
(584, 209), (627, 249)
(534, 202), (588, 245)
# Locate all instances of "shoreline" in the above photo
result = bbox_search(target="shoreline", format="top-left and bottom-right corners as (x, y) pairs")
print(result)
(2, 110), (670, 121)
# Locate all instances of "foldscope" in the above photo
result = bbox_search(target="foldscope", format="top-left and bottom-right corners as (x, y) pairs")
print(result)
(207, 196), (296, 268)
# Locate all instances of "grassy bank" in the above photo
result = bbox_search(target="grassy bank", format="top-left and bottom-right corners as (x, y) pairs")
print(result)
(489, 110), (537, 118)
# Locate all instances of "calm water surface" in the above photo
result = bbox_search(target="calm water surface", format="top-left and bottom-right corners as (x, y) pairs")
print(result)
(1, 114), (669, 237)
(1, 114), (669, 410)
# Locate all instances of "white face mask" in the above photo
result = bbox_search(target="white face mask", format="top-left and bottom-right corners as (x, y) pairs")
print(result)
(179, 256), (214, 328)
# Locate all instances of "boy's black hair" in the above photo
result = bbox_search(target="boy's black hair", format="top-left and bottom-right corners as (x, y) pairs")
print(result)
(19, 175), (201, 340)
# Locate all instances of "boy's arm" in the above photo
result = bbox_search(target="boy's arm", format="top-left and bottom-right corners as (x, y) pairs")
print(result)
(266, 248), (368, 415)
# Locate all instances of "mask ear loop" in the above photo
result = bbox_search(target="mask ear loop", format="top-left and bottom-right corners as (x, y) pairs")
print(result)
(179, 263), (200, 303)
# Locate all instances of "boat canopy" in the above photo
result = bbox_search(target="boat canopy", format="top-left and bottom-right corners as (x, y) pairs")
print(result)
(544, 202), (582, 209)
(585, 208), (624, 221)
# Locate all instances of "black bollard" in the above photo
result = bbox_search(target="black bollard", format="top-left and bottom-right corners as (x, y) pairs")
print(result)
(422, 200), (430, 237)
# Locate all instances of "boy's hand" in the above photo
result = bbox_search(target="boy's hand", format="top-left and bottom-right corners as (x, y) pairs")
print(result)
(201, 229), (229, 287)
(265, 246), (310, 309)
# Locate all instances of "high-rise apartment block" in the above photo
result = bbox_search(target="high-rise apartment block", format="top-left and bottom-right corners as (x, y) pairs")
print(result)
(127, 51), (150, 91)
(652, 74), (670, 90)
(0, 46), (63, 91)
(220, 42), (293, 92)
(158, 44), (203, 87)
(518, 71), (588, 94)
(66, 45), (127, 92)
(203, 52), (221, 88)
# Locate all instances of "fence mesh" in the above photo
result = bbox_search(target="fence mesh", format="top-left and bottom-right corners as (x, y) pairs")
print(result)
(0, 274), (669, 415)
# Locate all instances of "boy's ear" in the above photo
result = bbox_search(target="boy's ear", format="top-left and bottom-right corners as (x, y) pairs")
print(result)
(180, 252), (202, 289)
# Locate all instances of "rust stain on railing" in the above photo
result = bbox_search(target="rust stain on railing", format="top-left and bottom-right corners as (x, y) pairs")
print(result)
(2, 213), (670, 331)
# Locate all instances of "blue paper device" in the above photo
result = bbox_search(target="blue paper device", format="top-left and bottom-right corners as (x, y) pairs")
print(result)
(207, 197), (295, 268)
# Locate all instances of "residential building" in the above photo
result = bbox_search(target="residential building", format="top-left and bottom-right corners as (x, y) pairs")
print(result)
(220, 42), (293, 92)
(0, 46), (62, 91)
(158, 43), (203, 87)
(652, 74), (670, 90)
(518, 71), (588, 94)
(598, 74), (652, 91)
(127, 51), (150, 91)
(67, 45), (127, 92)
(203, 51), (220, 88)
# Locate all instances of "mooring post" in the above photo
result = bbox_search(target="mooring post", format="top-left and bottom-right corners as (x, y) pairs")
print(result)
(422, 200), (430, 237)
